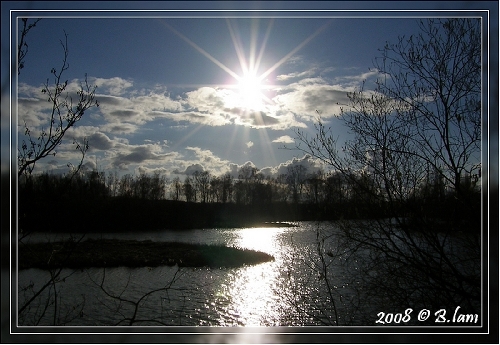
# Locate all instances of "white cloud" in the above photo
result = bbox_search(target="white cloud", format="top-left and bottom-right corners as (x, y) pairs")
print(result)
(151, 110), (229, 127)
(333, 69), (380, 87)
(272, 135), (294, 144)
(227, 161), (258, 179)
(86, 132), (115, 151)
(273, 79), (351, 120)
(180, 146), (232, 176)
(260, 155), (324, 177)
(110, 143), (177, 170)
(136, 165), (170, 176)
(97, 93), (182, 126)
(18, 74), (322, 136)
(185, 87), (226, 111)
(176, 163), (205, 176)
(100, 122), (138, 134)
(276, 67), (318, 82)
(92, 77), (133, 96)
(14, 65), (380, 177)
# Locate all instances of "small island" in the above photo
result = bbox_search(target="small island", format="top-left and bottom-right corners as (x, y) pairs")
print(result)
(18, 239), (275, 270)
(258, 221), (296, 228)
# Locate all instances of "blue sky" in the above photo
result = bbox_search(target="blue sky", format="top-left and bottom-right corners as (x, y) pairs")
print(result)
(2, 2), (495, 181)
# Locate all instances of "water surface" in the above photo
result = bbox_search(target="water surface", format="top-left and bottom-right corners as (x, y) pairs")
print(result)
(19, 222), (353, 326)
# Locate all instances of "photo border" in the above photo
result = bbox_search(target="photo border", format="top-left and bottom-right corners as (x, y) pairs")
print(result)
(2, 1), (498, 343)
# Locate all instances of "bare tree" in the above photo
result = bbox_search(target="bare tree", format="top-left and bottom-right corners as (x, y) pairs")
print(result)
(132, 172), (166, 200)
(17, 24), (99, 178)
(87, 266), (185, 326)
(193, 171), (211, 203)
(374, 18), (481, 199)
(237, 165), (258, 204)
(293, 18), (481, 320)
(170, 176), (182, 201)
(278, 223), (365, 326)
(17, 18), (41, 75)
(18, 235), (87, 325)
(286, 165), (308, 204)
(183, 176), (195, 202)
(17, 18), (98, 325)
(220, 172), (233, 203)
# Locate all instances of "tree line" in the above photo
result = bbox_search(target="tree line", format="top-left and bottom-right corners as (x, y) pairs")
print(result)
(19, 161), (479, 205)
(18, 157), (480, 233)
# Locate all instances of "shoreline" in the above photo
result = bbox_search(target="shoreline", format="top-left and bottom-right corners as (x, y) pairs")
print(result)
(18, 239), (275, 270)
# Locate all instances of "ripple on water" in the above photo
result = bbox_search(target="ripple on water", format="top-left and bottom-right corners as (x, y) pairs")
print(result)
(18, 222), (364, 326)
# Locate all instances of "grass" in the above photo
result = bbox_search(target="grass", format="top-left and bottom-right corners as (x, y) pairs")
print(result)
(18, 239), (275, 270)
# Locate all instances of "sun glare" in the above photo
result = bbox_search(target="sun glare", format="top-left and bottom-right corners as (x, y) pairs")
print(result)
(162, 18), (332, 113)
(236, 71), (265, 110)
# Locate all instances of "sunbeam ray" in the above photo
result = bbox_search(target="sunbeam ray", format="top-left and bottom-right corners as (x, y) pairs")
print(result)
(159, 18), (332, 121)
(170, 119), (208, 151)
(256, 121), (277, 167)
(226, 19), (249, 78)
(254, 19), (275, 82)
(260, 19), (333, 80)
(160, 21), (240, 80)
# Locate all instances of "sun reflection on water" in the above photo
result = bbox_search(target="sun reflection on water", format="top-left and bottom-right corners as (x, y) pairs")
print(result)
(233, 227), (285, 254)
(217, 227), (287, 326)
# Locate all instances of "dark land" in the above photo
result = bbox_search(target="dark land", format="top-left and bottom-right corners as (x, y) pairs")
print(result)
(18, 238), (275, 270)
(14, 172), (482, 270)
(16, 171), (481, 234)
(19, 196), (354, 233)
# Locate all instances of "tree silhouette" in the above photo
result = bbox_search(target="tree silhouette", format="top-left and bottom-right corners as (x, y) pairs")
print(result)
(374, 18), (481, 201)
(17, 22), (99, 178)
(293, 18), (481, 319)
(17, 18), (99, 325)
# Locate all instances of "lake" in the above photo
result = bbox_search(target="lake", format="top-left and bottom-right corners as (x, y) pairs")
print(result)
(17, 220), (480, 327)
(18, 221), (364, 326)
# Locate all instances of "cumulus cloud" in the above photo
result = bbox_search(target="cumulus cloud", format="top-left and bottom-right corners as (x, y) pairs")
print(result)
(94, 94), (127, 107)
(333, 69), (380, 87)
(100, 122), (138, 134)
(111, 144), (175, 170)
(87, 132), (115, 151)
(152, 110), (229, 127)
(64, 126), (116, 152)
(222, 107), (302, 129)
(17, 78), (104, 128)
(19, 73), (328, 135)
(273, 80), (351, 120)
(96, 87), (233, 129)
(14, 66), (379, 177)
(239, 111), (280, 128)
(99, 97), (156, 125)
(181, 146), (233, 175)
(185, 87), (226, 111)
(272, 135), (294, 144)
(260, 155), (324, 178)
(92, 77), (133, 96)
(227, 161), (258, 179)
(82, 160), (97, 172)
(137, 165), (170, 176)
(17, 97), (51, 127)
(171, 148), (278, 180)
(176, 163), (205, 176)
(271, 68), (385, 123)
(35, 67), (371, 133)
(276, 67), (319, 82)
(17, 82), (75, 128)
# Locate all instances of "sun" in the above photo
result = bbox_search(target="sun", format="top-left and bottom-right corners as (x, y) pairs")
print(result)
(236, 71), (266, 110)
(162, 18), (331, 113)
